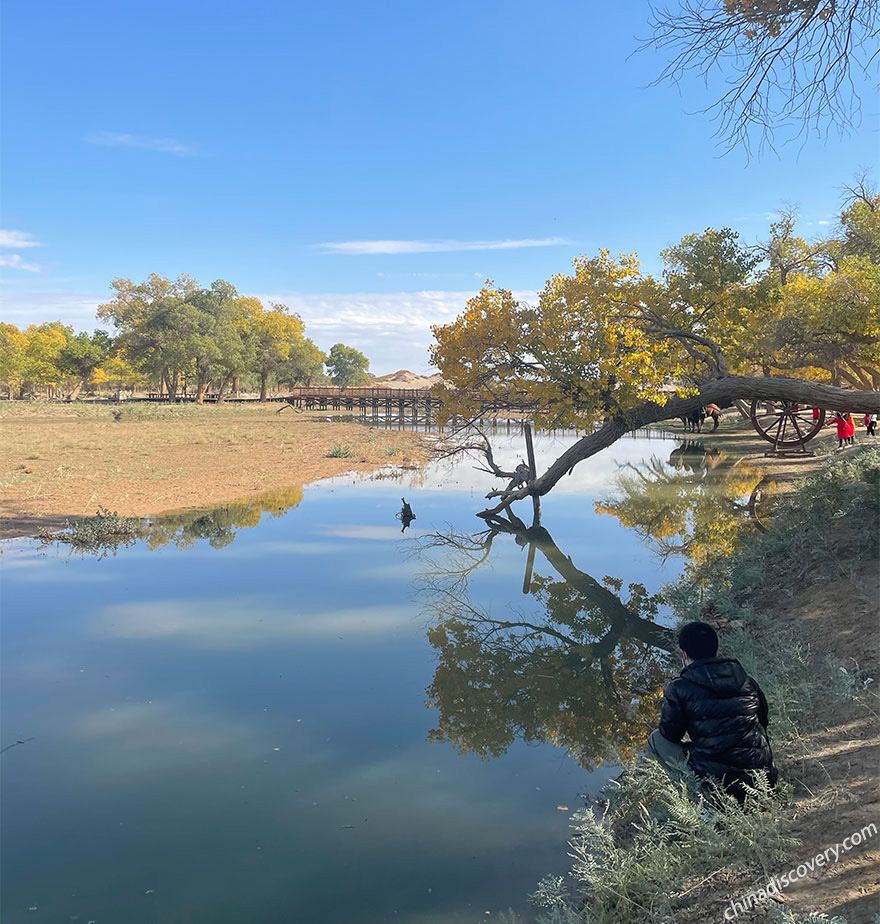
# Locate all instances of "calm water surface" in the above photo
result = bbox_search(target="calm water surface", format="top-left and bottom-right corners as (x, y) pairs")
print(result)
(2, 431), (728, 924)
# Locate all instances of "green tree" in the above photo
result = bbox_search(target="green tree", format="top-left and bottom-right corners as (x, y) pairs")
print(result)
(98, 274), (199, 399)
(326, 342), (370, 387)
(57, 330), (112, 399)
(284, 337), (326, 386)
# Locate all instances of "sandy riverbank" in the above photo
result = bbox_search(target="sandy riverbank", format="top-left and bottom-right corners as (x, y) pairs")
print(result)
(0, 403), (427, 539)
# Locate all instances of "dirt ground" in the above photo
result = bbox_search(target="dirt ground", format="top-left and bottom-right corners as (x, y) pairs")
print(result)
(0, 402), (427, 538)
(775, 559), (880, 923)
(663, 410), (857, 488)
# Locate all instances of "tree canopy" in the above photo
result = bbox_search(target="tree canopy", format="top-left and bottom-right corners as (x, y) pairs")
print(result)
(326, 343), (371, 387)
(0, 274), (372, 401)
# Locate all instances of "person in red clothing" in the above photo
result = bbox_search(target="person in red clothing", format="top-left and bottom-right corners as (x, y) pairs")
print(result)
(828, 411), (849, 448)
(845, 413), (856, 446)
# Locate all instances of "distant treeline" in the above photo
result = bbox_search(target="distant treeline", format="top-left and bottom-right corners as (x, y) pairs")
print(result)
(0, 275), (372, 400)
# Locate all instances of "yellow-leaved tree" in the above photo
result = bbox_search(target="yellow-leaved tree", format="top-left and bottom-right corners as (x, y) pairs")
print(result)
(430, 193), (880, 518)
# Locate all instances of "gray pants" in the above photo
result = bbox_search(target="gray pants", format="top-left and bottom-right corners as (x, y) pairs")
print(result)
(647, 729), (694, 786)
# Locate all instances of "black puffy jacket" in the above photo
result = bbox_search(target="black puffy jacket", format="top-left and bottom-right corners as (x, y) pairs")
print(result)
(659, 656), (777, 789)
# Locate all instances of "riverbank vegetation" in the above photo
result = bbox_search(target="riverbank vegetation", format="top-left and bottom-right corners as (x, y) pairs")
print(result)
(0, 402), (425, 538)
(0, 275), (374, 401)
(516, 447), (879, 923)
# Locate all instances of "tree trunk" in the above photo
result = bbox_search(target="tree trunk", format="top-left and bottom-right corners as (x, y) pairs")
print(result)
(67, 379), (85, 401)
(232, 375), (240, 396)
(260, 371), (268, 402)
(479, 375), (880, 517)
(216, 374), (231, 403)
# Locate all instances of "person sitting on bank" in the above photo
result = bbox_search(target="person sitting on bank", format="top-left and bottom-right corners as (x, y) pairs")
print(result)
(647, 621), (777, 799)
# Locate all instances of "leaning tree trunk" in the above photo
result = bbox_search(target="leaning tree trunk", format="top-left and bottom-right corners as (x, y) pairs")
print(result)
(479, 376), (880, 517)
(216, 374), (231, 403)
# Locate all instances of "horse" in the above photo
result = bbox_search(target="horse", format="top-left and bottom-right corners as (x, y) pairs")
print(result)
(679, 404), (722, 433)
(680, 407), (706, 433)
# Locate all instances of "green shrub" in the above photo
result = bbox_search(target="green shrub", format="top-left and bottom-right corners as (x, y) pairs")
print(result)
(522, 761), (794, 924)
(325, 444), (356, 458)
(39, 507), (144, 555)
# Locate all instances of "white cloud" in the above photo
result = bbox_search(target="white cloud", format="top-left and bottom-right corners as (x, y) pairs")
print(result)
(0, 254), (40, 272)
(95, 597), (420, 647)
(0, 230), (42, 248)
(256, 289), (537, 372)
(85, 131), (195, 155)
(0, 289), (104, 327)
(318, 237), (568, 255)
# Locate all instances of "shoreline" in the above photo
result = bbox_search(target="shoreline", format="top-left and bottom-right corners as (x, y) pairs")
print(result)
(0, 403), (428, 540)
(2, 401), (868, 540)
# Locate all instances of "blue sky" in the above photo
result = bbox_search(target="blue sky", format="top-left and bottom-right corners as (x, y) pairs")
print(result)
(2, 0), (876, 372)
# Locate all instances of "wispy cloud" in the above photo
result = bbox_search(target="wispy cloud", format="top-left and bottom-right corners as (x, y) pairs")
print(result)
(0, 254), (41, 272)
(318, 237), (568, 255)
(0, 229), (43, 248)
(85, 131), (196, 156)
(0, 229), (43, 272)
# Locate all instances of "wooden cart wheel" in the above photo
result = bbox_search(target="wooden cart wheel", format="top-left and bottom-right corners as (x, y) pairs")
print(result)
(749, 399), (825, 448)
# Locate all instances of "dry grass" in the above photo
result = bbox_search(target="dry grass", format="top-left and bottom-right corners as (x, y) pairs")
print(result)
(0, 402), (427, 537)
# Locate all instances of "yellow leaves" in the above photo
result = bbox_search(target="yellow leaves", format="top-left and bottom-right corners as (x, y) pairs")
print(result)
(431, 254), (696, 429)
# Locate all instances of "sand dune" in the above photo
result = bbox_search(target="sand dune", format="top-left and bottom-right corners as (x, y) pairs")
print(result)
(371, 370), (443, 389)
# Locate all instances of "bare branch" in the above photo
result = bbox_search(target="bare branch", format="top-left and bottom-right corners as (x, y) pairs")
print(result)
(645, 0), (880, 153)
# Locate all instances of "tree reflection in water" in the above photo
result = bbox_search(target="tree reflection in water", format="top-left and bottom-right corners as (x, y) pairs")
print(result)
(146, 484), (304, 549)
(415, 510), (676, 770)
(595, 440), (770, 575)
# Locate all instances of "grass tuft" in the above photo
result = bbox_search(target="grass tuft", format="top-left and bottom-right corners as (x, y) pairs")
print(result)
(325, 444), (357, 458)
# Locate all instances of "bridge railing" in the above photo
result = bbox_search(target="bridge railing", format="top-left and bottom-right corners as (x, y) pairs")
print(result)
(285, 386), (435, 400)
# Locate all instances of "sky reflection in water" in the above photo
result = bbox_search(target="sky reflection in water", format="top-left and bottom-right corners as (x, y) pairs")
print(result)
(2, 431), (707, 924)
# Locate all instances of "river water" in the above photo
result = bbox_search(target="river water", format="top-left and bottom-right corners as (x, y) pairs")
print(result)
(1, 429), (745, 923)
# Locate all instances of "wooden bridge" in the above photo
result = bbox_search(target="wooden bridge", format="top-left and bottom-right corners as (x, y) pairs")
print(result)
(283, 386), (442, 413)
(280, 385), (543, 416)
